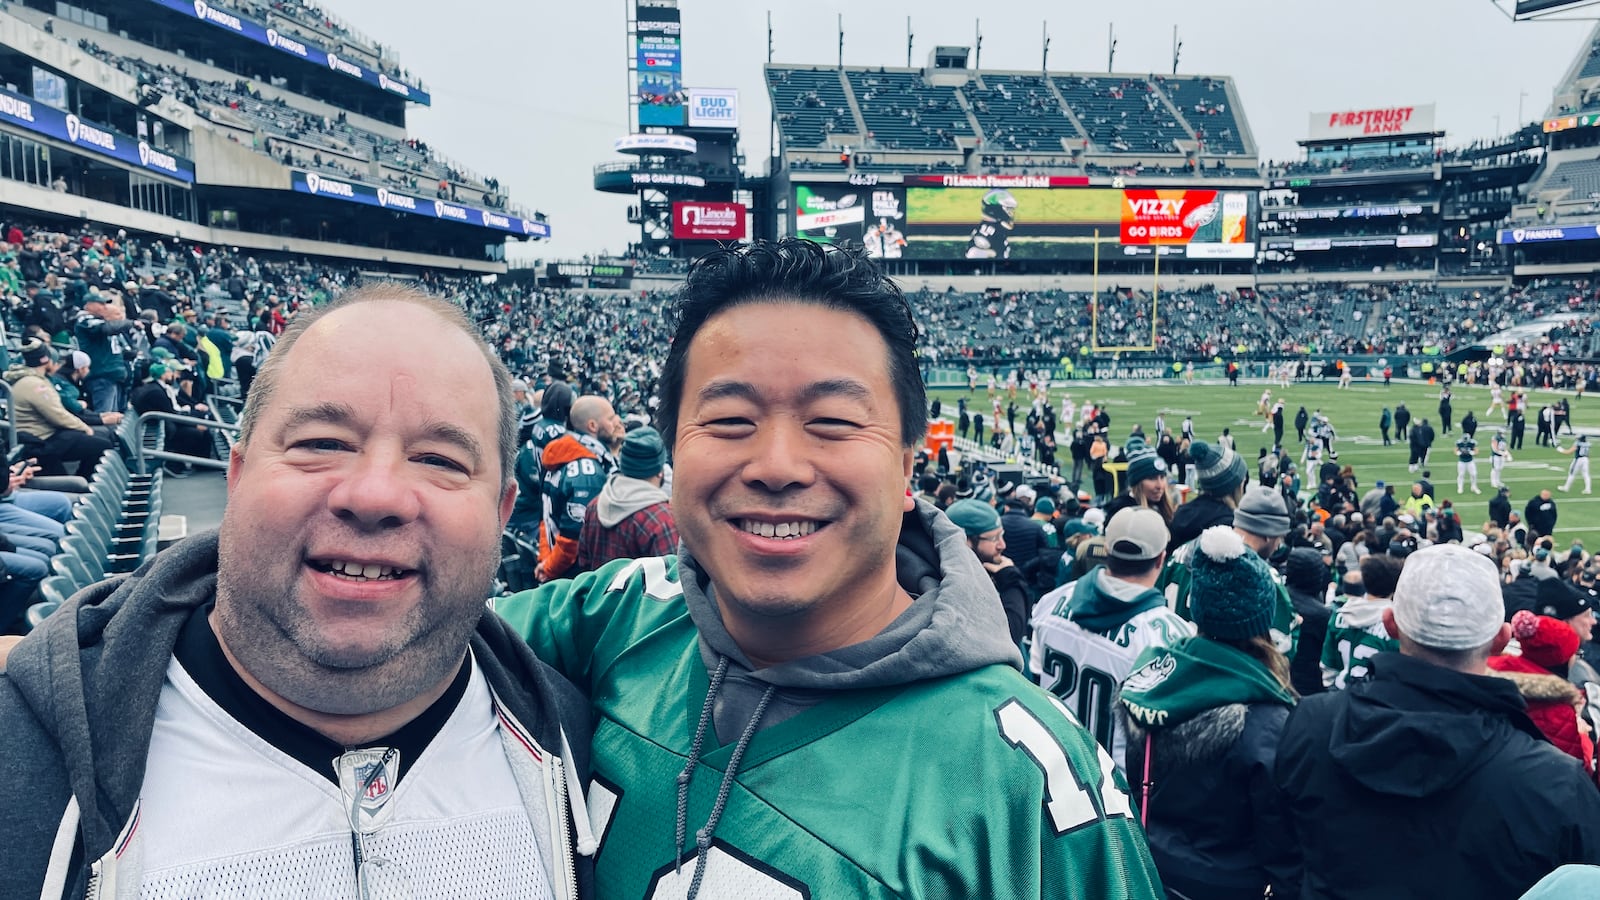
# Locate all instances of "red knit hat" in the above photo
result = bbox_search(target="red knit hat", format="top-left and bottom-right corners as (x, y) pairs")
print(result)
(1512, 609), (1580, 672)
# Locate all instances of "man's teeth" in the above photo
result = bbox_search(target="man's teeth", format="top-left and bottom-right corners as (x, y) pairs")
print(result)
(324, 560), (406, 580)
(738, 520), (819, 539)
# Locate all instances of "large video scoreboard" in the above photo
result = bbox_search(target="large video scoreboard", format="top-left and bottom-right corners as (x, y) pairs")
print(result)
(793, 175), (1256, 261)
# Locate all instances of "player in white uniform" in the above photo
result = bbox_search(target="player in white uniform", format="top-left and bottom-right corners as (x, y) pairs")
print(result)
(1338, 364), (1353, 389)
(1028, 509), (1193, 775)
(1487, 383), (1504, 416)
(1062, 394), (1077, 427)
(1560, 434), (1593, 494)
(1490, 429), (1512, 488)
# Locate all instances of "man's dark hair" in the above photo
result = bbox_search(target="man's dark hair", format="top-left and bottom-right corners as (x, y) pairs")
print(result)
(1107, 554), (1163, 579)
(1359, 553), (1404, 598)
(656, 239), (926, 448)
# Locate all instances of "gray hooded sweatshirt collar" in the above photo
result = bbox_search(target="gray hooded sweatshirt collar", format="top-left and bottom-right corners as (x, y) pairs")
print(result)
(679, 497), (1022, 741)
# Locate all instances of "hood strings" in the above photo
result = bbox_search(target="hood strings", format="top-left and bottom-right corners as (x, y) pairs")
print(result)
(674, 654), (776, 900)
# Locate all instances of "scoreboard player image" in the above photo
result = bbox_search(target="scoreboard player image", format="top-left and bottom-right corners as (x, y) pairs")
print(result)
(864, 218), (908, 258)
(899, 186), (1123, 259)
(965, 189), (1018, 259)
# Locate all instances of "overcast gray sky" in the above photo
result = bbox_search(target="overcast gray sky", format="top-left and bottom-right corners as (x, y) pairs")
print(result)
(324, 0), (1594, 261)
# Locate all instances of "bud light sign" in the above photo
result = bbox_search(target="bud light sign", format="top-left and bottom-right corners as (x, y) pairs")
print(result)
(672, 201), (747, 240)
(687, 89), (739, 129)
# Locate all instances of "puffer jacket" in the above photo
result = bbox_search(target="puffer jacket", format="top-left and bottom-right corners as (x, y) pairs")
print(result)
(1489, 654), (1596, 775)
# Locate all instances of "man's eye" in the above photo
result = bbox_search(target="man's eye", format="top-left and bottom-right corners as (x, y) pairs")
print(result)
(417, 454), (468, 473)
(297, 438), (347, 452)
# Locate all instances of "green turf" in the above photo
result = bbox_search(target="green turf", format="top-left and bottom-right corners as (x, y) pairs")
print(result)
(932, 378), (1600, 540)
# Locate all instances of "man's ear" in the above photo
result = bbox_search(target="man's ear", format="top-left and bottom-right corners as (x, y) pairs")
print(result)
(1382, 606), (1400, 640)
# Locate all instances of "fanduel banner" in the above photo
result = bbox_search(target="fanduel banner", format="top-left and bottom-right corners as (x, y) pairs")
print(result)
(0, 85), (194, 183)
(686, 89), (738, 129)
(290, 171), (549, 238)
(141, 0), (431, 105)
(1498, 224), (1600, 245)
(1308, 104), (1435, 141)
(672, 201), (747, 239)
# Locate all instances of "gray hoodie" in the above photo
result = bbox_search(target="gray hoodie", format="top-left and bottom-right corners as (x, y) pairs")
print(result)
(595, 472), (670, 528)
(681, 497), (1024, 743)
(0, 531), (596, 900)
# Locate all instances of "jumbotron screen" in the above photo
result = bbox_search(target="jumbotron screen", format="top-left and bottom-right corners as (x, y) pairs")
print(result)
(792, 179), (1255, 261)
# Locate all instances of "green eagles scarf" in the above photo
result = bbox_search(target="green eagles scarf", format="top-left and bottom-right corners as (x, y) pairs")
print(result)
(1119, 635), (1295, 730)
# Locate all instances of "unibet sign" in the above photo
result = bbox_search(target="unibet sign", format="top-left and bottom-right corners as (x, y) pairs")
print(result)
(687, 89), (738, 128)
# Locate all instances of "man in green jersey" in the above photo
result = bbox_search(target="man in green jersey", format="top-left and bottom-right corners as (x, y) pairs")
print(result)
(495, 239), (1163, 899)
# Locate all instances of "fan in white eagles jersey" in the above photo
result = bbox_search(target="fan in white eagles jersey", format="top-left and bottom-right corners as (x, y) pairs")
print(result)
(1029, 507), (1195, 774)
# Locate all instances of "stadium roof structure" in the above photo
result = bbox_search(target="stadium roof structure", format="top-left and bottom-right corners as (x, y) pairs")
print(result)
(1496, 0), (1600, 20)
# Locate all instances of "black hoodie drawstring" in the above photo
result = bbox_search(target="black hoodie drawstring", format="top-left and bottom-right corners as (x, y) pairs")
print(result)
(673, 654), (776, 900)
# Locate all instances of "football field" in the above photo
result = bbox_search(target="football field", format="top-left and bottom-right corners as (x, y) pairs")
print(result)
(931, 377), (1600, 540)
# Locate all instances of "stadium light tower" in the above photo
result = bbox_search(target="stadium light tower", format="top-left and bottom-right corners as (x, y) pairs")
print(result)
(1107, 24), (1118, 73)
(1042, 21), (1051, 72)
(1172, 26), (1182, 75)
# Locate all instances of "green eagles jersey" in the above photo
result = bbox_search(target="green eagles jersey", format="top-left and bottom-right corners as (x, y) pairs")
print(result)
(1160, 538), (1301, 658)
(1457, 436), (1477, 463)
(1318, 601), (1398, 690)
(495, 557), (1165, 899)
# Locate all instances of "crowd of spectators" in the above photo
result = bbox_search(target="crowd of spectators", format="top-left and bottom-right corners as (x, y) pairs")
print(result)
(914, 389), (1600, 896)
(74, 42), (513, 211)
(205, 0), (421, 89)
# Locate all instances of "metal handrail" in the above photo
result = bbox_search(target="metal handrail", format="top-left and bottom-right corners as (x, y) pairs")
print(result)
(131, 412), (240, 476)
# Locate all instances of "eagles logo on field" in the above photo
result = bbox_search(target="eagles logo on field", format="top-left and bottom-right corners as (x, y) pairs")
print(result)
(1123, 655), (1177, 693)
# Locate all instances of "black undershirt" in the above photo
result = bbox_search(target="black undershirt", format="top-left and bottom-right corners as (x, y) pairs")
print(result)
(173, 603), (472, 787)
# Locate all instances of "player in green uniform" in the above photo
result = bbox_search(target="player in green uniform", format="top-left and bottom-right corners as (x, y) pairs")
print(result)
(1456, 433), (1481, 495)
(495, 239), (1164, 899)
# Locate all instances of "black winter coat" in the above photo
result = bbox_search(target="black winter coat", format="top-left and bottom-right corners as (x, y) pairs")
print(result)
(1285, 585), (1331, 698)
(1125, 702), (1300, 900)
(1167, 494), (1235, 552)
(1276, 653), (1600, 900)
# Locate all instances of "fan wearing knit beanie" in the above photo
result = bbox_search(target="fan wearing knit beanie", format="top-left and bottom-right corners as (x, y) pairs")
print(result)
(575, 426), (679, 572)
(1118, 525), (1299, 899)
(1488, 611), (1595, 772)
(1162, 486), (1303, 661)
(1167, 438), (1249, 550)
(947, 498), (1030, 646)
(1103, 437), (1177, 526)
